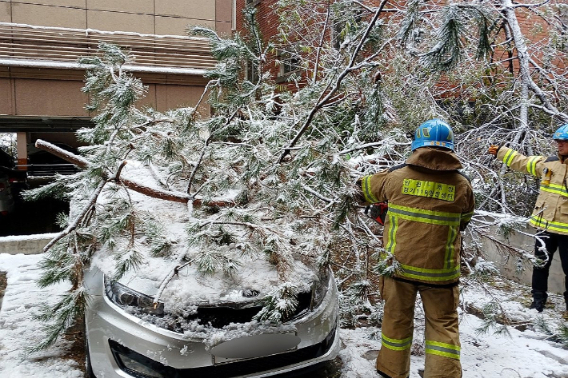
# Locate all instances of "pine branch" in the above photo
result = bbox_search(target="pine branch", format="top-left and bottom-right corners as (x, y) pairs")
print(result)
(509, 0), (551, 9)
(28, 288), (88, 353)
(199, 220), (285, 238)
(301, 183), (336, 203)
(311, 0), (331, 83)
(35, 139), (89, 168)
(470, 227), (535, 264)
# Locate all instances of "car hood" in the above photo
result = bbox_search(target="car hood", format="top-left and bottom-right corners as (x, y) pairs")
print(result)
(87, 170), (319, 310)
(94, 252), (316, 310)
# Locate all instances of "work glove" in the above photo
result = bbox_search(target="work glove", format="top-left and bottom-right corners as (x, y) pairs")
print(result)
(487, 145), (499, 156)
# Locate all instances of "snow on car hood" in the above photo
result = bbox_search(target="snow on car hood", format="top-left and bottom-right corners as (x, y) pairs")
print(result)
(96, 250), (316, 310)
(88, 162), (318, 310)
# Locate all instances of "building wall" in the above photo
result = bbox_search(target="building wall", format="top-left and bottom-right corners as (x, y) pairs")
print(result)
(0, 0), (232, 166)
(469, 216), (565, 295)
(0, 0), (229, 118)
(0, 68), (210, 117)
(0, 0), (233, 36)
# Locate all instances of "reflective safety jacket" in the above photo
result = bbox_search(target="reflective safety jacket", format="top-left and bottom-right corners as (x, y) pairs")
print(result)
(496, 146), (568, 235)
(361, 148), (475, 286)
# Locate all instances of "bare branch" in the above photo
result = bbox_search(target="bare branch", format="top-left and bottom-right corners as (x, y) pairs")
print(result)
(186, 138), (210, 194)
(278, 0), (390, 163)
(35, 139), (89, 168)
(154, 253), (192, 304)
(501, 0), (568, 123)
(43, 180), (106, 253)
(312, 1), (331, 83)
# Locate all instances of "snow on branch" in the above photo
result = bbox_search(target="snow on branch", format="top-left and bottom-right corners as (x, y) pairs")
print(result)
(278, 0), (390, 163)
(34, 139), (235, 207)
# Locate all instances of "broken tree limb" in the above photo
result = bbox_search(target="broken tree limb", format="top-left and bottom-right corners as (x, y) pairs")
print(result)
(501, 0), (568, 124)
(35, 139), (89, 168)
(34, 139), (235, 206)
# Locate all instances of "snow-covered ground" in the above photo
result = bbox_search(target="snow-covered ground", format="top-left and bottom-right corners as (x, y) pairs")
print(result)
(1, 252), (567, 378)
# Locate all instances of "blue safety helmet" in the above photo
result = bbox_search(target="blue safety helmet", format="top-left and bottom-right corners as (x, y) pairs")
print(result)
(411, 119), (454, 151)
(553, 124), (568, 140)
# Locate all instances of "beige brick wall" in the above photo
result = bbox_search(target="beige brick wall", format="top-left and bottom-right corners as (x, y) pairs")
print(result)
(0, 71), (210, 117)
(11, 2), (87, 28)
(0, 77), (13, 114)
(32, 0), (85, 6)
(155, 16), (214, 36)
(0, 0), (228, 116)
(0, 2), (11, 22)
(2, 0), (232, 36)
(156, 0), (215, 21)
(87, 10), (155, 34)
(14, 79), (88, 116)
(216, 0), (233, 36)
(87, 0), (154, 14)
(154, 83), (208, 112)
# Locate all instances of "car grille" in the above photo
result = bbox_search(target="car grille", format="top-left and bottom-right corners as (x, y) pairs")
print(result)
(153, 290), (313, 333)
(109, 325), (337, 378)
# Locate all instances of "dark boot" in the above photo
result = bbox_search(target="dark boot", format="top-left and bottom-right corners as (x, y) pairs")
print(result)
(529, 291), (547, 312)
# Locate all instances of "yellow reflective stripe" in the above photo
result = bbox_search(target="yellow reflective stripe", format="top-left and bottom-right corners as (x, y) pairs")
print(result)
(388, 204), (461, 226)
(530, 217), (568, 233)
(398, 263), (460, 281)
(425, 341), (460, 360)
(540, 183), (568, 197)
(503, 149), (518, 167)
(361, 175), (380, 203)
(461, 211), (474, 222)
(386, 204), (463, 280)
(385, 213), (398, 254)
(526, 156), (541, 176)
(382, 334), (413, 351)
(445, 225), (458, 269)
(401, 179), (456, 202)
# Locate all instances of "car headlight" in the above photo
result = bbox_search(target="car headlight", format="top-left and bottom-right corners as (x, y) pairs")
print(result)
(105, 277), (164, 316)
(310, 268), (331, 311)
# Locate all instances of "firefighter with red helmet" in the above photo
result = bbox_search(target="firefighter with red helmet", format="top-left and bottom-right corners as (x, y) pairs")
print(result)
(488, 124), (568, 314)
(360, 119), (475, 378)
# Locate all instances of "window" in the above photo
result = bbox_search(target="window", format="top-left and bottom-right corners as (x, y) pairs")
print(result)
(278, 51), (301, 78)
(246, 59), (259, 83)
(246, 0), (261, 6)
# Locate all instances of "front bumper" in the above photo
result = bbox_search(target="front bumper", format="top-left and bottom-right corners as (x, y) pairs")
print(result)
(84, 269), (340, 378)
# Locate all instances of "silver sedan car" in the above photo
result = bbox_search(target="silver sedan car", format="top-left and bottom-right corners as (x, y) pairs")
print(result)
(83, 264), (339, 378)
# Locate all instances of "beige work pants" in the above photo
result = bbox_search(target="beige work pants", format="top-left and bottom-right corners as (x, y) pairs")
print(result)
(376, 277), (462, 378)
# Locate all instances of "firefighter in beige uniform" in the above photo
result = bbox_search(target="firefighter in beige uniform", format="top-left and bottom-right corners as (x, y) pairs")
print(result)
(360, 119), (474, 378)
(488, 123), (568, 313)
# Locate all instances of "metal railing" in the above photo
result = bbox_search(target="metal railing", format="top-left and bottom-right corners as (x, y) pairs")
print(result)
(19, 164), (80, 177)
(0, 22), (216, 73)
